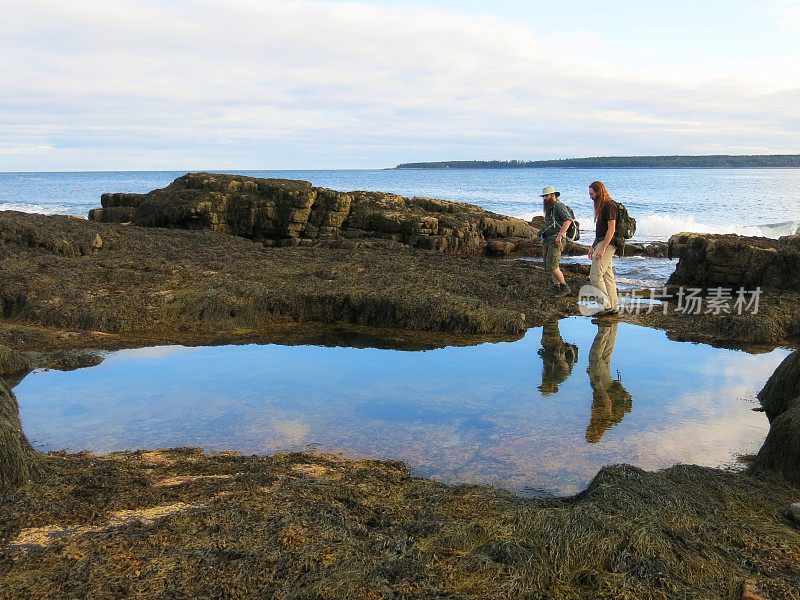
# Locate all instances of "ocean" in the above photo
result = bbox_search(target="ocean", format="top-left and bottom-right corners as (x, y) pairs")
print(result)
(2, 168), (799, 244)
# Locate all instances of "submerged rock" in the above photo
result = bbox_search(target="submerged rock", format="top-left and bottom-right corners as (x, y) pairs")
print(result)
(89, 173), (537, 254)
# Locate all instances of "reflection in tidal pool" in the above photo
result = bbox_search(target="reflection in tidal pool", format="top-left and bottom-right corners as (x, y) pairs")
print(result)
(15, 318), (790, 496)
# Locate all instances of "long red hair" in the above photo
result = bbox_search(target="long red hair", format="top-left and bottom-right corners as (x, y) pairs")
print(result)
(590, 181), (613, 221)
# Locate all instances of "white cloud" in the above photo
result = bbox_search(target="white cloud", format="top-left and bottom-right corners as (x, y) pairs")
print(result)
(754, 0), (800, 28)
(1, 0), (799, 169)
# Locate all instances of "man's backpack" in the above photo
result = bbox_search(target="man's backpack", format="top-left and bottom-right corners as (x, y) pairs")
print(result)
(612, 202), (636, 252)
(541, 201), (580, 242)
(564, 205), (580, 242)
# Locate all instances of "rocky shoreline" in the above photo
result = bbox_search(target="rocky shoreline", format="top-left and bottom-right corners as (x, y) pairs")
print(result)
(1, 174), (799, 599)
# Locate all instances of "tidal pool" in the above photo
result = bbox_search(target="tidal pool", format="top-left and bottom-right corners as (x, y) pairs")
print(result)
(14, 317), (791, 496)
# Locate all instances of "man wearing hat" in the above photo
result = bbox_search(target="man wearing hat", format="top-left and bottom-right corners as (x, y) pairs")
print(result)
(538, 186), (573, 297)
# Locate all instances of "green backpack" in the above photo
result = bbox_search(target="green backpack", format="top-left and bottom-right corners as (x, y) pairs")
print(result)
(612, 202), (636, 252)
(564, 204), (580, 242)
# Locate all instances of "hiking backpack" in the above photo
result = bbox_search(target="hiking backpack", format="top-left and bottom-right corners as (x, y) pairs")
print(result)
(564, 204), (580, 242)
(541, 202), (580, 242)
(612, 202), (636, 251)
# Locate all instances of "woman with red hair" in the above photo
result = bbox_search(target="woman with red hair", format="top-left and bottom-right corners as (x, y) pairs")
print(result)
(587, 181), (619, 315)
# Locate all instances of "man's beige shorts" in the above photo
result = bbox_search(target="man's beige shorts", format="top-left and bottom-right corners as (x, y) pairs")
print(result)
(543, 241), (563, 270)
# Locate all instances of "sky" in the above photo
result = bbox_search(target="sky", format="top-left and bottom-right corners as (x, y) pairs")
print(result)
(1, 0), (799, 170)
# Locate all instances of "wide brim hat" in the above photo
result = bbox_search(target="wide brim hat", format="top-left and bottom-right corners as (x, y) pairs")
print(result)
(540, 186), (561, 197)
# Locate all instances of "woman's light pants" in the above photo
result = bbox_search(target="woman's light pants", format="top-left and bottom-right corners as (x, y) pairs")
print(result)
(590, 244), (618, 311)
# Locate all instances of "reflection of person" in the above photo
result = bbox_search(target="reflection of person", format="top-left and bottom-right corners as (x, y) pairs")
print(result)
(537, 186), (574, 297)
(587, 181), (619, 315)
(537, 321), (579, 396)
(585, 322), (632, 443)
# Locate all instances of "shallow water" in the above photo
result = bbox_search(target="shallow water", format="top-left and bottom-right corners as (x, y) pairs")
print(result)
(522, 255), (679, 291)
(15, 318), (790, 496)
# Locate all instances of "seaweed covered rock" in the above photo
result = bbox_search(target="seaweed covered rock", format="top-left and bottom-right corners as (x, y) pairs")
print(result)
(0, 380), (42, 492)
(0, 211), (578, 338)
(2, 450), (799, 599)
(667, 232), (800, 291)
(753, 350), (800, 485)
(755, 404), (800, 487)
(757, 350), (800, 422)
(0, 346), (33, 378)
(89, 173), (537, 253)
(0, 211), (109, 257)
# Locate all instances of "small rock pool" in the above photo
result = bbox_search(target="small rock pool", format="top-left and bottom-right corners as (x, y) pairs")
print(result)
(14, 317), (791, 496)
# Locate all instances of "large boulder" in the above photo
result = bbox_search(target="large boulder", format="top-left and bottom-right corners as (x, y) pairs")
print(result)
(0, 379), (43, 492)
(752, 350), (800, 485)
(667, 232), (800, 291)
(89, 173), (536, 254)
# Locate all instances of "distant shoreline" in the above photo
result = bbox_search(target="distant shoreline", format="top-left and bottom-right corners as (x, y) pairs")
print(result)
(395, 154), (800, 169)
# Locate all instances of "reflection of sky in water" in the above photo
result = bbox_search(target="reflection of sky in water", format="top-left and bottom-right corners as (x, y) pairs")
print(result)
(15, 317), (790, 496)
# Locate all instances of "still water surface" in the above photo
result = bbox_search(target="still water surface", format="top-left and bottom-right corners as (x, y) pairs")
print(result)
(15, 318), (789, 496)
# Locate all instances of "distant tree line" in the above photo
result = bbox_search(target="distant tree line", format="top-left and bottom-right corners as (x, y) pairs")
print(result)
(396, 155), (800, 169)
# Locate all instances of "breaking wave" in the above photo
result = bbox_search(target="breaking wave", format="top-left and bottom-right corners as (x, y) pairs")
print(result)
(517, 210), (800, 242)
(0, 202), (73, 215)
(634, 214), (800, 241)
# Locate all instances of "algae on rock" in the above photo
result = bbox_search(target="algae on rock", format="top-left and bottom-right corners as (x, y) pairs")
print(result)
(0, 380), (42, 492)
(753, 350), (800, 486)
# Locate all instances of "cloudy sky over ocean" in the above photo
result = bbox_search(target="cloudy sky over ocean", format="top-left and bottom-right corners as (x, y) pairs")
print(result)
(2, 0), (799, 170)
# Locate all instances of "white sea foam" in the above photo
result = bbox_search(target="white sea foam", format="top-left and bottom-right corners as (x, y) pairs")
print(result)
(516, 210), (800, 242)
(0, 202), (66, 215)
(634, 214), (800, 240)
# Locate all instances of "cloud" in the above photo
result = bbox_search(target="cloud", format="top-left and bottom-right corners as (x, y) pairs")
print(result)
(753, 0), (800, 28)
(1, 0), (799, 169)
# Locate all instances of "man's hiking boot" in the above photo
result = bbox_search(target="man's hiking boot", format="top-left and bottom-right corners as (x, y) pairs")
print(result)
(556, 283), (571, 297)
(551, 284), (561, 295)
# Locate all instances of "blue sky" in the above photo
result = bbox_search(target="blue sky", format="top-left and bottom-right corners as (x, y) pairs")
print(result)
(1, 0), (799, 170)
